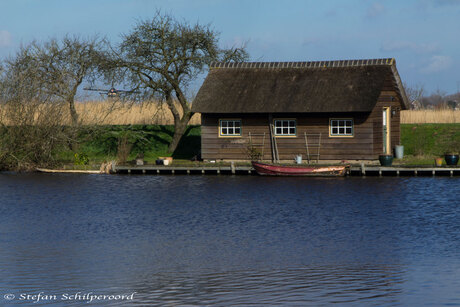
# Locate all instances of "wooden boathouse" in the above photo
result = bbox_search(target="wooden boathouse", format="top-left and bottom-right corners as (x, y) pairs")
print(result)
(192, 58), (409, 162)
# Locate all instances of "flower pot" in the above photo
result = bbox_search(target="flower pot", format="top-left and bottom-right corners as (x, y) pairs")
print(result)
(379, 154), (393, 166)
(435, 157), (443, 167)
(394, 145), (404, 159)
(444, 154), (459, 166)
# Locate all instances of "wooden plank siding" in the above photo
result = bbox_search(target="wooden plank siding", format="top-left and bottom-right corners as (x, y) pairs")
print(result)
(200, 74), (404, 161)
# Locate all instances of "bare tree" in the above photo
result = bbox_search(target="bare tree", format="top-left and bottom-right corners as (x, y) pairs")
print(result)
(0, 50), (69, 170)
(403, 82), (425, 110)
(25, 35), (104, 125)
(107, 11), (248, 152)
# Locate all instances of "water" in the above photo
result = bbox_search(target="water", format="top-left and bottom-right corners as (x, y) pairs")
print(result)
(0, 173), (459, 306)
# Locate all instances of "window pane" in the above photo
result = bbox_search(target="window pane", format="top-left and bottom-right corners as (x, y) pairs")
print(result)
(289, 120), (295, 127)
(235, 128), (241, 135)
(332, 127), (338, 134)
(234, 121), (241, 128)
(283, 128), (288, 134)
(346, 128), (352, 134)
(331, 120), (337, 127)
(346, 120), (352, 127)
(221, 121), (227, 128)
(339, 127), (345, 134)
(276, 127), (282, 134)
(222, 128), (228, 135)
(289, 127), (295, 135)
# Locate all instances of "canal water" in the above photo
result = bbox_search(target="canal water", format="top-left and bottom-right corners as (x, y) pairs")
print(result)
(0, 173), (459, 306)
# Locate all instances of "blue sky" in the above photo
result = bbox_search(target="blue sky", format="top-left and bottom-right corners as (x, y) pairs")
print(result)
(1, 0), (459, 95)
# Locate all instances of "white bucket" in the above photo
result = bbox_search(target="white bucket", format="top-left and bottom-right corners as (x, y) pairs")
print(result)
(163, 159), (170, 166)
(295, 155), (302, 164)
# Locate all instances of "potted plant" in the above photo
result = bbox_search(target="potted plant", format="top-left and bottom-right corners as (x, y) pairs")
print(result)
(444, 141), (459, 166)
(445, 152), (459, 166)
(379, 154), (393, 167)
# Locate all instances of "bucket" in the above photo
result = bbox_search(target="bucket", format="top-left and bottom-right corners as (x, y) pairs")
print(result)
(163, 159), (170, 166)
(435, 157), (443, 167)
(295, 155), (302, 164)
(394, 145), (404, 159)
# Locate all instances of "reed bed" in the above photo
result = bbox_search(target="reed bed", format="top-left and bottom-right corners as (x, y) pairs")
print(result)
(401, 110), (460, 124)
(75, 100), (201, 125)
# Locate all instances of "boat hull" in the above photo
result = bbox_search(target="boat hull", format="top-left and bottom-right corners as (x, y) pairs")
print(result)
(251, 162), (347, 176)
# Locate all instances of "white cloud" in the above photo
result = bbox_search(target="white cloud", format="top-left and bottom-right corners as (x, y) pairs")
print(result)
(380, 41), (440, 54)
(420, 55), (453, 73)
(366, 2), (385, 18)
(0, 30), (12, 47)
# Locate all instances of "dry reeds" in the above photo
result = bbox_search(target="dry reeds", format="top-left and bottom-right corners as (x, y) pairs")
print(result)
(401, 110), (460, 124)
(75, 100), (201, 125)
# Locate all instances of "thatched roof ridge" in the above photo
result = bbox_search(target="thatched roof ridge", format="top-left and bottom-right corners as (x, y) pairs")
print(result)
(193, 58), (409, 113)
(209, 58), (395, 69)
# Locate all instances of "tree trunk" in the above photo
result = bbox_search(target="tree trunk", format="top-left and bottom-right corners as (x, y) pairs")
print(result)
(168, 111), (193, 153)
(69, 98), (79, 126)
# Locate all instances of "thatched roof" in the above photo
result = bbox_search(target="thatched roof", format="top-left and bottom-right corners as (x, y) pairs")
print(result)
(192, 58), (409, 113)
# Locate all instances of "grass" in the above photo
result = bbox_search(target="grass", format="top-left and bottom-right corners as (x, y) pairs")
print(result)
(398, 124), (460, 166)
(57, 125), (201, 167)
(401, 110), (460, 124)
(75, 101), (201, 125)
(401, 124), (460, 156)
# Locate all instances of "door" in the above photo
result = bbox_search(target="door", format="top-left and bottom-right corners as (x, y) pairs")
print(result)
(382, 107), (391, 154)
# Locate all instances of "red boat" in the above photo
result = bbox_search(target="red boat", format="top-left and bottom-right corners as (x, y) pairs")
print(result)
(251, 161), (348, 176)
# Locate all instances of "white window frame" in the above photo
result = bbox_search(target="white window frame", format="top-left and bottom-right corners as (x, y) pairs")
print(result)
(219, 119), (242, 137)
(274, 119), (296, 137)
(329, 118), (354, 137)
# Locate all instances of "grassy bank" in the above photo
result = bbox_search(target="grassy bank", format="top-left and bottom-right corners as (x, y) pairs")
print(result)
(57, 125), (201, 167)
(399, 124), (459, 165)
(44, 123), (460, 169)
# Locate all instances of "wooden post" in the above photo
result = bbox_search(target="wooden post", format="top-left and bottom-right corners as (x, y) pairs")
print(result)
(231, 161), (235, 174)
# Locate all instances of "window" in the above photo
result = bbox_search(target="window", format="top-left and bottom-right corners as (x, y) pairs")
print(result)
(330, 119), (353, 137)
(274, 119), (296, 136)
(219, 119), (241, 136)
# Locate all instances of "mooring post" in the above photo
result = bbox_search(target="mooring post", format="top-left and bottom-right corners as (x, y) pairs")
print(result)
(156, 169), (160, 174)
(360, 163), (366, 176)
(187, 169), (190, 175)
(451, 170), (454, 177)
(231, 161), (235, 174)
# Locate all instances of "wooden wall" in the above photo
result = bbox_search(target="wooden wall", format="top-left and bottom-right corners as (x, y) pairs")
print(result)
(201, 74), (404, 161)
